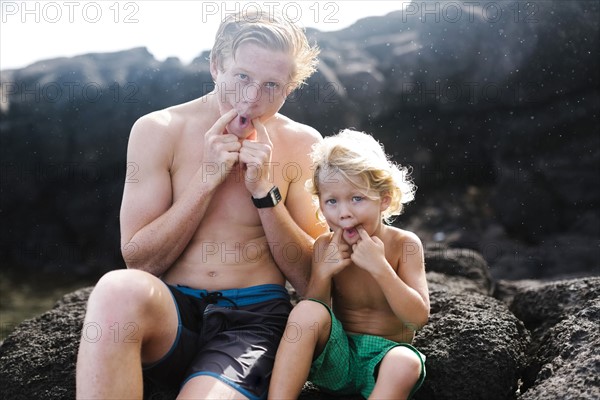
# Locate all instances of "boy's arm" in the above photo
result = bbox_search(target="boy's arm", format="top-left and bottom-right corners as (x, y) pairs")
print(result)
(305, 231), (352, 303)
(353, 228), (430, 330)
(120, 110), (239, 275)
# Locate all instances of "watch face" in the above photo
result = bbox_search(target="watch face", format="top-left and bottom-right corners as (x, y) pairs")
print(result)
(253, 186), (281, 208)
(271, 187), (282, 203)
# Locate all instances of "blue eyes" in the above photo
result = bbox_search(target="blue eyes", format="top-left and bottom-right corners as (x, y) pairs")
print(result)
(235, 74), (279, 89)
(324, 197), (363, 205)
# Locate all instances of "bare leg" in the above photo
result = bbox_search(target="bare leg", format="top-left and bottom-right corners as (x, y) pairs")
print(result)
(177, 375), (249, 400)
(369, 346), (423, 400)
(268, 300), (331, 400)
(76, 269), (179, 399)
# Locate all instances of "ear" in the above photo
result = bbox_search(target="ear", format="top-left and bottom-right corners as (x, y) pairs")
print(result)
(380, 193), (392, 212)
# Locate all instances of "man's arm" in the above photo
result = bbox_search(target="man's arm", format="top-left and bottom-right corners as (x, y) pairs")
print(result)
(120, 110), (239, 275)
(241, 120), (327, 296)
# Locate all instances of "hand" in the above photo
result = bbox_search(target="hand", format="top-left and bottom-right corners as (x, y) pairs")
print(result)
(202, 109), (241, 185)
(239, 118), (274, 197)
(351, 226), (388, 273)
(314, 229), (352, 277)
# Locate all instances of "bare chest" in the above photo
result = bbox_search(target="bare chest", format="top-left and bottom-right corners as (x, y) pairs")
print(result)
(333, 266), (386, 309)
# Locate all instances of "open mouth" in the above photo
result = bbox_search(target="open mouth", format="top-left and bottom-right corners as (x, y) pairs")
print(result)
(238, 115), (251, 129)
(344, 227), (358, 237)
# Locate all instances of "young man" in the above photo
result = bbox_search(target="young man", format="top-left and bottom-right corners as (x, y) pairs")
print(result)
(76, 10), (325, 400)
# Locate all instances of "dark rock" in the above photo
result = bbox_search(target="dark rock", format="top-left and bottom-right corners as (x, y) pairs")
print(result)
(1, 2), (599, 396)
(3, 253), (598, 399)
(413, 288), (529, 400)
(1, 1), (599, 282)
(0, 287), (92, 400)
(510, 278), (600, 399)
(424, 245), (494, 294)
(0, 248), (532, 400)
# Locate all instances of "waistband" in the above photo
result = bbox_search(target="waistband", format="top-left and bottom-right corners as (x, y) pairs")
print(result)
(173, 283), (290, 307)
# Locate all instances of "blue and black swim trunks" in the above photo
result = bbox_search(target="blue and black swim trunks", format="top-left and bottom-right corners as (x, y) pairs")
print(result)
(143, 283), (292, 400)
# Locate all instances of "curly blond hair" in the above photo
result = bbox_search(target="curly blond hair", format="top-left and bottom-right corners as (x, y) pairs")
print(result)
(307, 129), (416, 223)
(210, 9), (319, 88)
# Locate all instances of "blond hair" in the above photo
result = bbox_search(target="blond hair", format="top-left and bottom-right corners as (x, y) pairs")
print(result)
(307, 129), (416, 223)
(210, 10), (319, 88)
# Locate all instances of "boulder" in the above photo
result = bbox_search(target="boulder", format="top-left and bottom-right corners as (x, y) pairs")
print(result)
(510, 278), (600, 399)
(1, 1), (599, 282)
(6, 249), (592, 399)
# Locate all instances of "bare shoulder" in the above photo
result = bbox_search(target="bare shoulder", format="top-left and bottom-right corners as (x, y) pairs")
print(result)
(128, 99), (205, 156)
(386, 225), (422, 243)
(270, 114), (322, 144)
(384, 226), (424, 257)
(130, 100), (196, 137)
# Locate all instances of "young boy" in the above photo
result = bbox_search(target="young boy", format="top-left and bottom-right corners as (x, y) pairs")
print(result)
(269, 130), (430, 399)
(76, 9), (326, 400)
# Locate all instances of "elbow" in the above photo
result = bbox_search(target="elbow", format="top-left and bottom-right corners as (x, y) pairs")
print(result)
(291, 277), (309, 299)
(418, 306), (431, 330)
(414, 315), (429, 331)
(121, 242), (156, 273)
(121, 241), (156, 271)
(122, 255), (147, 271)
(411, 305), (430, 331)
(407, 316), (429, 332)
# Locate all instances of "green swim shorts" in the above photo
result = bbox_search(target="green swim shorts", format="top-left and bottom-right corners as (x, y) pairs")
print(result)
(308, 299), (426, 399)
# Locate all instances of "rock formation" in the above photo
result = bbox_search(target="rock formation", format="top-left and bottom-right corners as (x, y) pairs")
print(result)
(1, 250), (598, 399)
(1, 2), (598, 398)
(1, 1), (598, 281)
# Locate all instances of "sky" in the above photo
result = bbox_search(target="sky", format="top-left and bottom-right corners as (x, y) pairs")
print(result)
(0, 0), (408, 71)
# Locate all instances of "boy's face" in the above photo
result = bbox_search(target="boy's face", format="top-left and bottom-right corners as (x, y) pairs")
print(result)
(211, 42), (295, 139)
(317, 170), (390, 246)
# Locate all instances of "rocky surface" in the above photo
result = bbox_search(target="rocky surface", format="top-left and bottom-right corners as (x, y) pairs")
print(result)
(1, 250), (598, 399)
(1, 1), (598, 282)
(1, 2), (598, 397)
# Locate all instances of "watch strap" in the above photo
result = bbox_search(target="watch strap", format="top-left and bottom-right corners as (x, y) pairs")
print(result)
(252, 186), (282, 208)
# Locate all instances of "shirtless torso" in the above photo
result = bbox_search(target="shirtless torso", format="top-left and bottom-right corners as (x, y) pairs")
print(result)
(120, 93), (324, 291)
(331, 227), (426, 343)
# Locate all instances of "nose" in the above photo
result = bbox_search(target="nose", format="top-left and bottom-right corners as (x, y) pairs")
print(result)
(242, 82), (261, 104)
(338, 202), (353, 220)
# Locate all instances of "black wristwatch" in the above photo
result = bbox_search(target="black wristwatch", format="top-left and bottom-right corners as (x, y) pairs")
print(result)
(252, 186), (282, 208)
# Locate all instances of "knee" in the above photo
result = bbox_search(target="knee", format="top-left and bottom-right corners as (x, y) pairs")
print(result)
(288, 300), (330, 327)
(381, 347), (423, 387)
(283, 300), (331, 345)
(87, 269), (158, 315)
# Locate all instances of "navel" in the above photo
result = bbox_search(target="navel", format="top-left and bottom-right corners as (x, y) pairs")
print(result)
(207, 271), (217, 278)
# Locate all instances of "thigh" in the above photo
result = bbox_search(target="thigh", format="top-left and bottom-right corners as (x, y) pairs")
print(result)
(177, 375), (250, 400)
(308, 303), (353, 393)
(143, 284), (207, 388)
(183, 299), (292, 399)
(287, 299), (333, 353)
(88, 269), (180, 364)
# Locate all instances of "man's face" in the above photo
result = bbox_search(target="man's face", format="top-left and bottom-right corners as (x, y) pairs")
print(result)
(212, 42), (295, 139)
